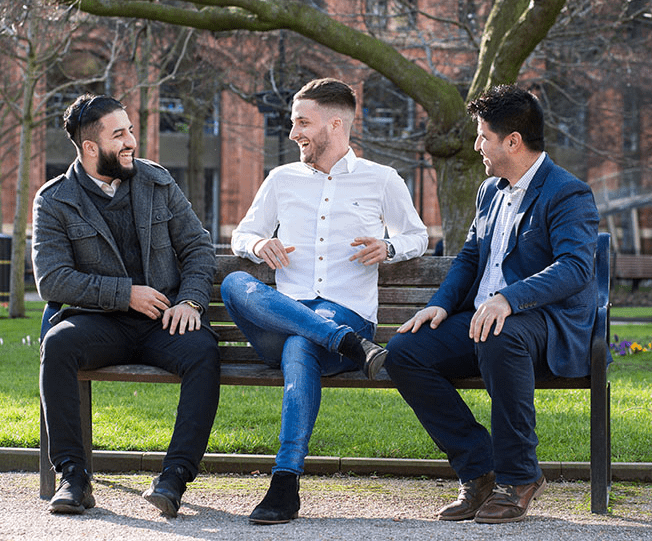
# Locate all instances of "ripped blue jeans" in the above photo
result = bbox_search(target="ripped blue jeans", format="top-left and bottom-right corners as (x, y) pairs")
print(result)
(220, 271), (375, 474)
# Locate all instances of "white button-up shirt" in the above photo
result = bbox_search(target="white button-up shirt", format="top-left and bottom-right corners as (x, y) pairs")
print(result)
(475, 151), (546, 308)
(232, 148), (428, 323)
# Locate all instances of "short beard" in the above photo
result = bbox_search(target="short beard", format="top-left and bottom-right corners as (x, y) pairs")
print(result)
(97, 146), (137, 181)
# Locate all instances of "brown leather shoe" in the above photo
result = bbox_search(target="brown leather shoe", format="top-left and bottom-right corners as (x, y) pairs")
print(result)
(474, 475), (547, 523)
(437, 471), (495, 521)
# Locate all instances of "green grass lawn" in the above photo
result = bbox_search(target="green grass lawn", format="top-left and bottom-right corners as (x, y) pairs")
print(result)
(1, 301), (651, 462)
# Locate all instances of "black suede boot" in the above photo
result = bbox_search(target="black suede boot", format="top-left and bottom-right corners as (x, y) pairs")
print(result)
(48, 462), (95, 514)
(338, 332), (388, 380)
(249, 472), (300, 524)
(142, 465), (191, 517)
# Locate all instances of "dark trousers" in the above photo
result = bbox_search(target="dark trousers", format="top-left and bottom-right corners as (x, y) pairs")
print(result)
(385, 309), (552, 486)
(40, 311), (220, 479)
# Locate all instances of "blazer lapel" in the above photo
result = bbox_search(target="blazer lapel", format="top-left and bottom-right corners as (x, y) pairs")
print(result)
(507, 156), (552, 254)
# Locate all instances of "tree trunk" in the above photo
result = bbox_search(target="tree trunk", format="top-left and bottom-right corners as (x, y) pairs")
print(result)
(9, 57), (36, 318)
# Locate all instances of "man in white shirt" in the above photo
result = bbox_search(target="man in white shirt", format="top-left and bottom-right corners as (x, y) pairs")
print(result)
(222, 78), (428, 524)
(385, 85), (600, 524)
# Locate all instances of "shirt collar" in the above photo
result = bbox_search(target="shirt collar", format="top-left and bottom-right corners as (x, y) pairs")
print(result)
(89, 174), (121, 197)
(302, 147), (357, 175)
(498, 151), (546, 193)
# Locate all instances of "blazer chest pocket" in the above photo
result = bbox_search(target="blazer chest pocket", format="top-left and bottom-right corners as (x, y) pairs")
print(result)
(67, 223), (101, 265)
(151, 207), (173, 249)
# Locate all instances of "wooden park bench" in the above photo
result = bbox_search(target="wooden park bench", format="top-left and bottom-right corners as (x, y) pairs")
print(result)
(39, 233), (612, 514)
(612, 252), (652, 291)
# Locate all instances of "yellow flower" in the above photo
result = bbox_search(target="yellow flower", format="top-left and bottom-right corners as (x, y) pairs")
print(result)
(630, 342), (644, 353)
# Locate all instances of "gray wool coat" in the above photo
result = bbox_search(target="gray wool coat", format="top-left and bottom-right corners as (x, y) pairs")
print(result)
(32, 159), (216, 320)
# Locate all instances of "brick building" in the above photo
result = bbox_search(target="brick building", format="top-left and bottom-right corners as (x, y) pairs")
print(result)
(1, 0), (650, 253)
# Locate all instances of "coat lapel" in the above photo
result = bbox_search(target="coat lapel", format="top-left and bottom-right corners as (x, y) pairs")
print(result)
(55, 161), (124, 264)
(131, 173), (154, 282)
(506, 156), (552, 254)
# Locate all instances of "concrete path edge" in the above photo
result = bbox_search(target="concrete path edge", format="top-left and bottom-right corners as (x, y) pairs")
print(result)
(1, 447), (651, 482)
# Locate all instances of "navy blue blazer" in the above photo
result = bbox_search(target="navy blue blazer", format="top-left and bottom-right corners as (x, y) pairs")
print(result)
(429, 155), (600, 378)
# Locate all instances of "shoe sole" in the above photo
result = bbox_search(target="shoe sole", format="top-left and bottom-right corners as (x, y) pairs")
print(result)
(143, 491), (179, 518)
(474, 478), (548, 524)
(366, 349), (388, 380)
(48, 495), (96, 515)
(249, 512), (299, 525)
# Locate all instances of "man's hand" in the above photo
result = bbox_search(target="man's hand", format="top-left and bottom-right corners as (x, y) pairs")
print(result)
(350, 237), (388, 266)
(162, 303), (202, 335)
(469, 293), (512, 342)
(129, 285), (171, 319)
(254, 238), (296, 269)
(397, 306), (448, 334)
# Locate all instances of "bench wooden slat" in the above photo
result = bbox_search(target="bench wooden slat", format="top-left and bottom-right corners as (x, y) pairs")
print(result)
(75, 363), (591, 390)
(211, 286), (439, 306)
(613, 254), (652, 279)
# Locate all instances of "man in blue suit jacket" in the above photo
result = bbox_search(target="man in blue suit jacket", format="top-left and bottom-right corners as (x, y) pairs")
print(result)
(385, 85), (599, 524)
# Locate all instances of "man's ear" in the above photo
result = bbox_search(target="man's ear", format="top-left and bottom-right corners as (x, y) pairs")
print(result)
(81, 139), (97, 157)
(506, 132), (523, 152)
(331, 117), (343, 131)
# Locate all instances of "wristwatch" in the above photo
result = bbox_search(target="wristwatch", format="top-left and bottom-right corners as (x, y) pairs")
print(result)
(384, 240), (396, 260)
(181, 300), (203, 314)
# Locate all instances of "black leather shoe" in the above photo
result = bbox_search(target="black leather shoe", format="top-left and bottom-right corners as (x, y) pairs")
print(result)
(437, 471), (495, 521)
(338, 332), (388, 380)
(143, 465), (190, 517)
(48, 463), (95, 514)
(249, 472), (300, 524)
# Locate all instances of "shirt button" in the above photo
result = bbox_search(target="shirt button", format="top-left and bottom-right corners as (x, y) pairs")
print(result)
(318, 278), (323, 282)
(319, 256), (324, 261)
(321, 216), (326, 220)
(328, 176), (332, 180)
(325, 198), (329, 202)
(320, 238), (324, 242)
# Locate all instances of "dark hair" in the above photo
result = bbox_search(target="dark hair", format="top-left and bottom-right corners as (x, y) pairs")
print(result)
(293, 78), (356, 113)
(63, 94), (125, 149)
(467, 85), (545, 152)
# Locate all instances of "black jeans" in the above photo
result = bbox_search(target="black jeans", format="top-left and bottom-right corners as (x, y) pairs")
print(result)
(40, 311), (220, 479)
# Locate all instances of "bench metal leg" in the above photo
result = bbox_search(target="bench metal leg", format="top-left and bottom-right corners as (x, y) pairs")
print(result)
(39, 401), (55, 499)
(590, 339), (611, 514)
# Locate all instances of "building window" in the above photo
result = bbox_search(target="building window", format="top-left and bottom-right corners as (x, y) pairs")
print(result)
(366, 0), (389, 31)
(395, 0), (418, 29)
(363, 74), (415, 139)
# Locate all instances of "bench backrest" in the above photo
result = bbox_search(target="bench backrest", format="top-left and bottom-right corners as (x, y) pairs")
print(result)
(210, 231), (610, 358)
(208, 254), (455, 362)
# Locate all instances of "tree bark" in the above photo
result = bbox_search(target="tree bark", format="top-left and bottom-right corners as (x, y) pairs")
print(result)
(9, 33), (37, 318)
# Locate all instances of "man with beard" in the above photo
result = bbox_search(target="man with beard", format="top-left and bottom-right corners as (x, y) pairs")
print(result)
(32, 94), (220, 517)
(221, 78), (428, 524)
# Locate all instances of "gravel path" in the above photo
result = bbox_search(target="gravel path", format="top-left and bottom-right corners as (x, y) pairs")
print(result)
(1, 472), (651, 540)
